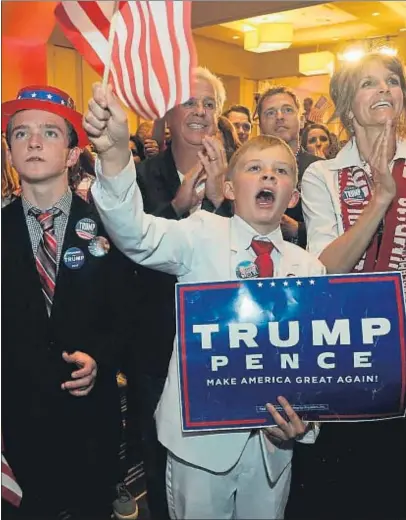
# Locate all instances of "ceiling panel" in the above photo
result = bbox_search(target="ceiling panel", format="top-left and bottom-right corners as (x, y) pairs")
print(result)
(193, 1), (406, 49)
(190, 0), (326, 29)
(221, 3), (358, 32)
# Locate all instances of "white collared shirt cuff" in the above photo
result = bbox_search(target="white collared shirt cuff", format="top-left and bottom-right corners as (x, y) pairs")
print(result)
(297, 422), (321, 444)
(94, 155), (136, 202)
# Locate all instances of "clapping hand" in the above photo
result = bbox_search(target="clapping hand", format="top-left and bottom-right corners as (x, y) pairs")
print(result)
(198, 136), (227, 208)
(171, 164), (207, 217)
(144, 138), (160, 158)
(354, 119), (396, 207)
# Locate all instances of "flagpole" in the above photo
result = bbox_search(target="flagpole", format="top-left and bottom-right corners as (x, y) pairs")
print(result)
(102, 0), (120, 91)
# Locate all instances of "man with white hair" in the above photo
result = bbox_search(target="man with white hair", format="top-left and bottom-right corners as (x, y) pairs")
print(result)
(123, 67), (228, 520)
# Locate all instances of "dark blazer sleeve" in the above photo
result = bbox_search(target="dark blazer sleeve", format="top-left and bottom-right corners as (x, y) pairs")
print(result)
(136, 165), (179, 219)
(284, 149), (323, 249)
(209, 197), (233, 217)
(85, 240), (141, 371)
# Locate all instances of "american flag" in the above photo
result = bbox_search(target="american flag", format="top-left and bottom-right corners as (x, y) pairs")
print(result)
(307, 95), (332, 124)
(55, 1), (197, 120)
(2, 450), (22, 507)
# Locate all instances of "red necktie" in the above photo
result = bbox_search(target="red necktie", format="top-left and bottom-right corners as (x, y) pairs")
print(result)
(31, 210), (59, 315)
(251, 239), (274, 278)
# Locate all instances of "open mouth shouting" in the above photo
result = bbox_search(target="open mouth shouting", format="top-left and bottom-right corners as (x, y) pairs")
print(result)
(256, 188), (275, 208)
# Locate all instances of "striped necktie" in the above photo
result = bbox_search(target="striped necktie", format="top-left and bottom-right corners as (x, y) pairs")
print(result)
(31, 209), (60, 315)
(251, 239), (274, 278)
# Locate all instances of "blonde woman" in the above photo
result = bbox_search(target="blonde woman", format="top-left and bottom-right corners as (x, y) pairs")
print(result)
(293, 52), (406, 520)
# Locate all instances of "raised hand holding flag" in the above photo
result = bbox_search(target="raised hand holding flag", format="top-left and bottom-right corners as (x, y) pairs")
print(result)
(55, 1), (197, 120)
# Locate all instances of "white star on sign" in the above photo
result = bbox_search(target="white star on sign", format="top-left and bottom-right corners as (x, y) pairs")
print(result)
(47, 94), (53, 99)
(257, 282), (263, 288)
(309, 279), (315, 285)
(31, 92), (37, 98)
(61, 100), (65, 105)
(296, 280), (302, 286)
(283, 281), (289, 287)
(270, 281), (276, 287)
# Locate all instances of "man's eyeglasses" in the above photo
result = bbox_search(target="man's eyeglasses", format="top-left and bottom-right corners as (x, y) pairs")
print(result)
(264, 106), (297, 119)
(233, 122), (252, 132)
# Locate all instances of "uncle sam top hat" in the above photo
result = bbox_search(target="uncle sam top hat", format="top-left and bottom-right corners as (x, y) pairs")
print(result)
(2, 85), (89, 148)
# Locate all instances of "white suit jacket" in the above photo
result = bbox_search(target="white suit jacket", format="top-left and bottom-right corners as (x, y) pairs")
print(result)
(92, 159), (325, 482)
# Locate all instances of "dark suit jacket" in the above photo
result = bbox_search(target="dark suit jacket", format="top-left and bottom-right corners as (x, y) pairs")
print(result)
(285, 148), (322, 248)
(2, 194), (139, 506)
(129, 148), (181, 377)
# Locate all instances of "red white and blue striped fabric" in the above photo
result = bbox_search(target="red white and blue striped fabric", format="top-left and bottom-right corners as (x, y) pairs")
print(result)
(2, 438), (22, 508)
(55, 1), (197, 120)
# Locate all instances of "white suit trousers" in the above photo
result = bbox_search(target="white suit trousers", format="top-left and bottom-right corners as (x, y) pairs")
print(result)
(166, 432), (291, 520)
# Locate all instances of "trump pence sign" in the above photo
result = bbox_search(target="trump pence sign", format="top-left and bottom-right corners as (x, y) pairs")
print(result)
(176, 272), (406, 432)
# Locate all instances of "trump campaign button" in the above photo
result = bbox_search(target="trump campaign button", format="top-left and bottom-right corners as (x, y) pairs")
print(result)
(63, 247), (85, 270)
(236, 260), (259, 279)
(88, 236), (110, 257)
(341, 186), (365, 206)
(75, 218), (98, 240)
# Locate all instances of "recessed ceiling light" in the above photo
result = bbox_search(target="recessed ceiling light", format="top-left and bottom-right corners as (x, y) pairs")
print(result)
(332, 37), (340, 41)
(379, 46), (398, 57)
(232, 35), (240, 40)
(372, 12), (380, 16)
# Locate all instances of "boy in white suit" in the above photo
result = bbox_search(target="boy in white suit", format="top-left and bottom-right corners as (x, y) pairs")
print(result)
(85, 83), (324, 520)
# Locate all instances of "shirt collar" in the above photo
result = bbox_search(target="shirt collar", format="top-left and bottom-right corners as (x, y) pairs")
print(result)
(327, 137), (406, 170)
(22, 189), (72, 218)
(230, 214), (285, 254)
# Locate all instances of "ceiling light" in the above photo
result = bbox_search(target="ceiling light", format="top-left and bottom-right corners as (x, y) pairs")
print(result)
(332, 37), (340, 41)
(372, 12), (380, 16)
(379, 46), (398, 56)
(299, 51), (335, 76)
(244, 23), (293, 53)
(241, 24), (256, 33)
(400, 28), (406, 32)
(339, 48), (365, 62)
(232, 35), (240, 40)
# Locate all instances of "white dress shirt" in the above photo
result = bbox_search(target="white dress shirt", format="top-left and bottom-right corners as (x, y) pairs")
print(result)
(301, 138), (406, 258)
(92, 158), (325, 479)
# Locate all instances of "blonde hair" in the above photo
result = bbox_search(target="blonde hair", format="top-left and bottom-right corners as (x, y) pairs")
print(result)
(195, 67), (226, 115)
(1, 136), (20, 199)
(226, 135), (298, 185)
(330, 52), (406, 137)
